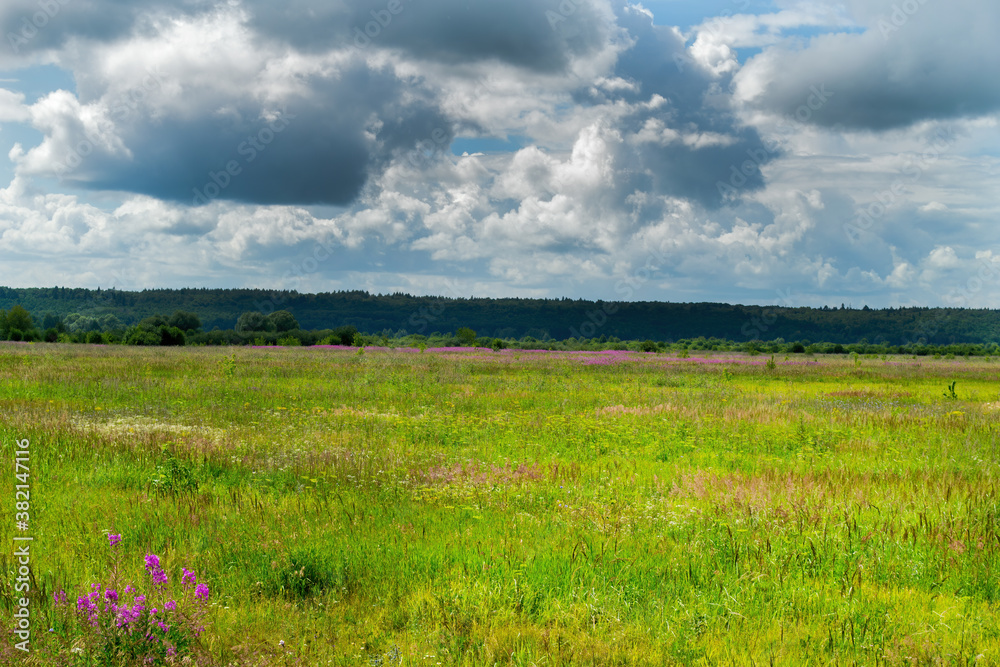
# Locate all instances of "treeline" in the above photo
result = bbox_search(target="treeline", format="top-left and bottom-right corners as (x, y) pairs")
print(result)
(0, 286), (998, 345)
(1, 304), (999, 358)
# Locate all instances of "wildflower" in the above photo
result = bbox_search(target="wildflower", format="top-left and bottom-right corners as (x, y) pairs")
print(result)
(144, 554), (160, 571)
(108, 533), (122, 548)
(182, 568), (197, 588)
(194, 583), (210, 600)
(165, 600), (177, 612)
(151, 568), (169, 587)
(105, 589), (119, 603)
(157, 621), (170, 633)
(53, 590), (67, 605)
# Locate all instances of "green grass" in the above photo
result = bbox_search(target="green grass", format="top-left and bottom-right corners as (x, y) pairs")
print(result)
(2, 344), (1000, 665)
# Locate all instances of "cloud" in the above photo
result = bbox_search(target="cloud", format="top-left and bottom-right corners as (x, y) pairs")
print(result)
(734, 0), (1000, 129)
(0, 0), (998, 310)
(0, 88), (30, 121)
(11, 5), (453, 206)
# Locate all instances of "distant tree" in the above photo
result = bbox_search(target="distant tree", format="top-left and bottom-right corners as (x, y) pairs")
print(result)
(98, 314), (124, 331)
(124, 327), (160, 346)
(159, 326), (186, 346)
(7, 305), (32, 334)
(168, 311), (201, 332)
(42, 312), (60, 330)
(331, 325), (358, 346)
(456, 327), (477, 346)
(267, 310), (299, 333)
(236, 311), (274, 333)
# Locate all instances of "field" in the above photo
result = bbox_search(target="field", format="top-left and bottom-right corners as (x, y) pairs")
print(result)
(2, 344), (1000, 665)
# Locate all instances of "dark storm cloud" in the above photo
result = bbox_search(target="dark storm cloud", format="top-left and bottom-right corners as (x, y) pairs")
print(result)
(62, 65), (452, 207)
(1, 0), (199, 56)
(595, 6), (777, 208)
(247, 0), (611, 72)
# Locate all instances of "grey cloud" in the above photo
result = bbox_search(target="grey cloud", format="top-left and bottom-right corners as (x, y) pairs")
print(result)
(735, 1), (1000, 130)
(248, 0), (612, 72)
(593, 5), (777, 208)
(56, 65), (452, 207)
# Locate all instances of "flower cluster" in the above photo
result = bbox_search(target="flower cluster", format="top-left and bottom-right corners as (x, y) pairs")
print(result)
(145, 553), (170, 587)
(51, 536), (211, 665)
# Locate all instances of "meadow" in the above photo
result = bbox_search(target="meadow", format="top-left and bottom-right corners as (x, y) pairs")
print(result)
(1, 343), (999, 665)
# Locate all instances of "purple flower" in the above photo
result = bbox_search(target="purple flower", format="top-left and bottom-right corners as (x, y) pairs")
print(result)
(151, 568), (168, 587)
(53, 590), (67, 605)
(165, 600), (177, 612)
(194, 583), (210, 601)
(105, 589), (118, 603)
(157, 621), (170, 632)
(182, 568), (197, 588)
(108, 533), (122, 548)
(144, 554), (160, 571)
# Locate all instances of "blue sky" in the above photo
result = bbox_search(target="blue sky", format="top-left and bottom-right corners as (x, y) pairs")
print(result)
(0, 0), (998, 309)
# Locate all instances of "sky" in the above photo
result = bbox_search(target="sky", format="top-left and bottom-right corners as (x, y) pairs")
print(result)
(0, 0), (998, 309)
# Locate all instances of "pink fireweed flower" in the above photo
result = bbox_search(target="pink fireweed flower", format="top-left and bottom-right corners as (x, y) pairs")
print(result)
(182, 568), (197, 588)
(144, 554), (160, 571)
(105, 589), (118, 603)
(151, 568), (168, 587)
(157, 621), (170, 633)
(165, 600), (177, 612)
(194, 583), (209, 601)
(108, 533), (122, 548)
(53, 590), (67, 605)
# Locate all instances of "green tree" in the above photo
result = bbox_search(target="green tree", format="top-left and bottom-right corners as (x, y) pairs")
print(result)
(159, 326), (186, 346)
(168, 311), (201, 332)
(456, 327), (477, 346)
(236, 311), (274, 333)
(267, 310), (299, 333)
(7, 305), (32, 334)
(331, 325), (358, 346)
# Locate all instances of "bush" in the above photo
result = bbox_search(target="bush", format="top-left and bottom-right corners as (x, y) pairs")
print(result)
(159, 326), (186, 346)
(639, 340), (658, 352)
